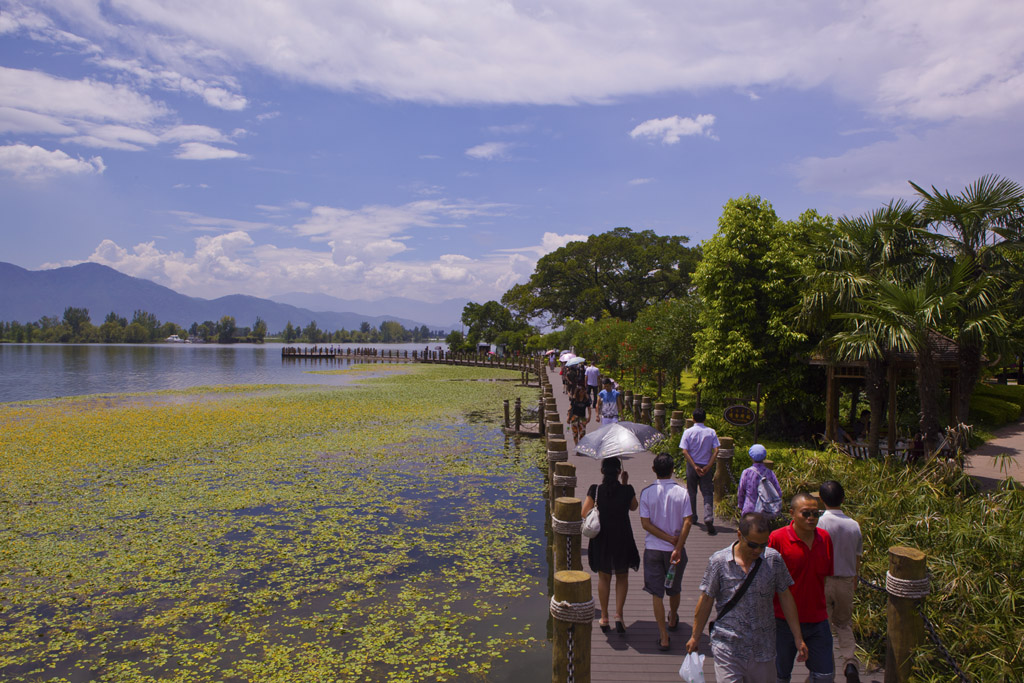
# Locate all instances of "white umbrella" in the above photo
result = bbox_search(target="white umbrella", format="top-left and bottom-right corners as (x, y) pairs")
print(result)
(574, 421), (666, 460)
(559, 352), (576, 362)
(565, 356), (586, 366)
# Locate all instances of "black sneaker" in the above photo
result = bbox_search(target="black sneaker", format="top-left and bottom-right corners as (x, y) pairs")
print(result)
(706, 523), (717, 536)
(844, 663), (860, 683)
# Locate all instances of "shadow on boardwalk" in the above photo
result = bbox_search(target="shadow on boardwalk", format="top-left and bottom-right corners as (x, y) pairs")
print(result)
(545, 367), (882, 682)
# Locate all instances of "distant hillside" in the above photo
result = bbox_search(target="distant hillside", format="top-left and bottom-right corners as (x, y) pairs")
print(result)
(271, 292), (468, 329)
(0, 262), (450, 333)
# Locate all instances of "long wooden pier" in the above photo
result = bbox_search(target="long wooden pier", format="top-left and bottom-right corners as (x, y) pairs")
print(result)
(541, 365), (879, 682)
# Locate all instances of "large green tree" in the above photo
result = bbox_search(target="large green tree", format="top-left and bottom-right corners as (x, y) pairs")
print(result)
(912, 174), (1024, 421)
(501, 227), (700, 325)
(461, 301), (533, 351)
(622, 297), (700, 402)
(693, 197), (821, 427)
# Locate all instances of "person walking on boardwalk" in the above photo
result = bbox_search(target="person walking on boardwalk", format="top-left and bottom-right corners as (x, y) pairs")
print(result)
(584, 360), (601, 409)
(687, 512), (808, 682)
(770, 493), (835, 683)
(581, 457), (640, 634)
(680, 409), (720, 535)
(596, 378), (622, 424)
(736, 444), (783, 516)
(567, 384), (592, 441)
(816, 481), (863, 683)
(639, 453), (693, 651)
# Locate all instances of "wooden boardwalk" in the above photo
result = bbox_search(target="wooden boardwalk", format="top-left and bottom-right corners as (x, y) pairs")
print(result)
(545, 367), (880, 682)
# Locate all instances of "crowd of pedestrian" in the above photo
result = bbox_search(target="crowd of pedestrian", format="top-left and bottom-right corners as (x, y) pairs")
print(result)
(576, 405), (864, 683)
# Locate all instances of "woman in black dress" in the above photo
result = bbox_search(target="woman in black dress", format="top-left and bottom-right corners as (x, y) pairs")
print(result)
(580, 456), (639, 633)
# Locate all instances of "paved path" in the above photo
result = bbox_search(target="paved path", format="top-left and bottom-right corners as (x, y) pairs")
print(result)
(545, 368), (881, 682)
(965, 419), (1024, 488)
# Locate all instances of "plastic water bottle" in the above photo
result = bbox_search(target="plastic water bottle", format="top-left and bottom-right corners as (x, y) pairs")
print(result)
(664, 563), (676, 589)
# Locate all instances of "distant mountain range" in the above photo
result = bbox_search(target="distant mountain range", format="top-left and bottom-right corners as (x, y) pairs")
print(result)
(0, 262), (463, 333)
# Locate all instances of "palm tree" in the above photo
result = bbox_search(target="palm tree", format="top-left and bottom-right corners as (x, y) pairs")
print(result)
(911, 175), (1024, 420)
(800, 200), (929, 456)
(833, 273), (953, 454)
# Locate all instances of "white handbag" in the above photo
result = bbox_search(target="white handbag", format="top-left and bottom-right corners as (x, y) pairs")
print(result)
(581, 486), (601, 538)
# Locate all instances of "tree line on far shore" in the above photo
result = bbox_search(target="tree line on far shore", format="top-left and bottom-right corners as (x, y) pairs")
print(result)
(0, 308), (443, 345)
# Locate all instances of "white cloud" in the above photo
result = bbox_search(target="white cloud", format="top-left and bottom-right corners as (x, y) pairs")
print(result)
(0, 66), (167, 123)
(173, 142), (248, 160)
(628, 177), (653, 185)
(0, 107), (75, 135)
(794, 113), (1024, 200)
(0, 144), (105, 180)
(24, 0), (1024, 122)
(161, 125), (231, 143)
(465, 141), (514, 160)
(629, 115), (716, 145)
(68, 203), (580, 301)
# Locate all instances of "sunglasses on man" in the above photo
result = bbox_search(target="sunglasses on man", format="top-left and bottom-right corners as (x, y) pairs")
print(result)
(741, 535), (768, 550)
(799, 509), (820, 519)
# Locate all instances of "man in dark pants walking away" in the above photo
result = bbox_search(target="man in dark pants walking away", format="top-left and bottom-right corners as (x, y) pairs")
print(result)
(679, 409), (719, 534)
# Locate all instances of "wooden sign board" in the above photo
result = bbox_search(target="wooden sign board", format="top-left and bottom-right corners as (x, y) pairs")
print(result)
(724, 404), (756, 427)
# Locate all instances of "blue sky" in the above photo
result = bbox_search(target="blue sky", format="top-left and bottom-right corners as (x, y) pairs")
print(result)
(3, 0), (1024, 303)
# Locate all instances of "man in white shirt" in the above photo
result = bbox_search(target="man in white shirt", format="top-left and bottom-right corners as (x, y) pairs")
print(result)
(639, 454), (693, 651)
(817, 480), (864, 683)
(584, 360), (601, 412)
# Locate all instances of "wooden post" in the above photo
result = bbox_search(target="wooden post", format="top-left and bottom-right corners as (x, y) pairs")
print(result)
(552, 497), (582, 571)
(714, 436), (734, 506)
(640, 396), (652, 425)
(503, 399), (511, 430)
(633, 395), (643, 422)
(514, 398), (522, 433)
(547, 438), (568, 484)
(554, 462), (577, 500)
(885, 546), (928, 682)
(539, 398), (547, 436)
(552, 570), (592, 683)
(547, 422), (565, 439)
(653, 402), (666, 432)
(622, 390), (633, 418)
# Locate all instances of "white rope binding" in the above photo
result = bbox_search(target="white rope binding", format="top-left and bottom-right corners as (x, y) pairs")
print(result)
(547, 450), (569, 463)
(717, 448), (734, 460)
(551, 516), (583, 535)
(553, 474), (578, 487)
(550, 597), (596, 623)
(886, 571), (931, 599)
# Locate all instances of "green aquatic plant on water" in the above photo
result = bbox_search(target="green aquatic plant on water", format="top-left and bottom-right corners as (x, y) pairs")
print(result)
(717, 445), (1024, 682)
(0, 365), (548, 682)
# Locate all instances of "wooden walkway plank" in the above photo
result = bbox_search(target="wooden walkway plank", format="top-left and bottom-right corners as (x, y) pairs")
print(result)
(544, 367), (880, 682)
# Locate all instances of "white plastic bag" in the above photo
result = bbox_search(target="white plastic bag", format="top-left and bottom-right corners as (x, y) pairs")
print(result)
(679, 651), (705, 683)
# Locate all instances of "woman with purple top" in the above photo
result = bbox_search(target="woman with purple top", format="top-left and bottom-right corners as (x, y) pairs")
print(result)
(736, 444), (783, 515)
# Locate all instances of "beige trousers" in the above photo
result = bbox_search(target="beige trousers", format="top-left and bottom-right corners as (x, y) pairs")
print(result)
(825, 575), (858, 669)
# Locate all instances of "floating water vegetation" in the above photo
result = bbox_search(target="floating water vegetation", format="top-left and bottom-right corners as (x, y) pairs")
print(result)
(0, 365), (548, 682)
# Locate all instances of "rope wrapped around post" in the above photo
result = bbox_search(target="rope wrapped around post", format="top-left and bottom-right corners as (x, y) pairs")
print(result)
(551, 570), (592, 683)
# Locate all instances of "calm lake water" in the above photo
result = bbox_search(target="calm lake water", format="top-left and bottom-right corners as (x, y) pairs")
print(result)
(0, 342), (446, 403)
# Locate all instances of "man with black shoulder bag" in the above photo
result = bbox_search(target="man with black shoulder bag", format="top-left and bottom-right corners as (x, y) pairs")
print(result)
(687, 512), (807, 683)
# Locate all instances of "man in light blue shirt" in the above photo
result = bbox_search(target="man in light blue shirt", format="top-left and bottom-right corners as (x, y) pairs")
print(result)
(680, 408), (720, 534)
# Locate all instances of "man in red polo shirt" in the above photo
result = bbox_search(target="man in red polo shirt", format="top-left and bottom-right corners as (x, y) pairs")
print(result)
(769, 492), (835, 682)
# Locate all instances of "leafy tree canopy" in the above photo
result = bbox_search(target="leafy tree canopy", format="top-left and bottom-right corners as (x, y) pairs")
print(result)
(501, 227), (700, 325)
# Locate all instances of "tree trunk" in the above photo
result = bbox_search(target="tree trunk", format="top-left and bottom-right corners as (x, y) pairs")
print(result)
(865, 358), (886, 459)
(955, 343), (982, 424)
(915, 345), (943, 455)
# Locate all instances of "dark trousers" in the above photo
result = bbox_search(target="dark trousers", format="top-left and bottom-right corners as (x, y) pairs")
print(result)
(587, 385), (599, 408)
(775, 618), (834, 681)
(685, 462), (714, 523)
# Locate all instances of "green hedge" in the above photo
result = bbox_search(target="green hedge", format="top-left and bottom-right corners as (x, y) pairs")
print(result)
(970, 391), (1023, 426)
(974, 383), (1024, 411)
